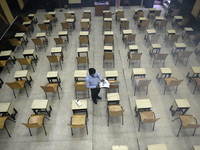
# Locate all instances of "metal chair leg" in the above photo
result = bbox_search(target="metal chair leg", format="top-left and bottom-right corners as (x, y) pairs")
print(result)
(28, 128), (32, 136)
(107, 110), (109, 126)
(4, 126), (11, 137)
(45, 92), (47, 99)
(43, 124), (47, 135)
(177, 125), (182, 137)
(163, 84), (167, 95)
(175, 86), (178, 94)
(31, 62), (35, 72)
(50, 63), (52, 71)
(193, 82), (198, 94)
(57, 90), (60, 99)
(24, 85), (29, 97)
(138, 118), (141, 132)
(12, 89), (16, 99)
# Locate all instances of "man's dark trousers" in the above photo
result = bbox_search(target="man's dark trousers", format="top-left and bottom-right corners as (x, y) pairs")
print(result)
(91, 88), (100, 104)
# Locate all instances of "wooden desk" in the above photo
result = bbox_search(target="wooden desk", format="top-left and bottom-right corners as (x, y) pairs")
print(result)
(94, 2), (109, 16)
(131, 68), (146, 79)
(171, 43), (186, 57)
(112, 145), (128, 150)
(43, 20), (52, 31)
(149, 44), (161, 58)
(105, 70), (118, 80)
(14, 70), (32, 85)
(14, 33), (28, 45)
(146, 143), (167, 150)
(135, 99), (152, 117)
(145, 29), (156, 42)
(58, 31), (69, 43)
(129, 45), (138, 53)
(156, 67), (172, 82)
(23, 49), (38, 64)
(46, 71), (61, 87)
(182, 27), (194, 40)
(187, 66), (200, 83)
(104, 46), (113, 52)
(72, 99), (88, 117)
(77, 47), (88, 57)
(79, 31), (89, 38)
(170, 99), (190, 116)
(51, 47), (64, 62)
(107, 93), (120, 105)
(165, 30), (176, 40)
(74, 70), (88, 83)
(66, 18), (75, 29)
(0, 102), (17, 120)
(36, 32), (48, 43)
(122, 29), (132, 42)
(192, 146), (200, 150)
(0, 50), (15, 64)
(31, 99), (52, 117)
(83, 10), (91, 20)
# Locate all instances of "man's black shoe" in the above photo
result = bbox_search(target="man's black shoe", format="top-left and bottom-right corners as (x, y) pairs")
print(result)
(97, 96), (102, 99)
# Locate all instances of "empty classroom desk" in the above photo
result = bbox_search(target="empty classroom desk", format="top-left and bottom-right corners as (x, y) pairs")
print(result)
(165, 30), (176, 40)
(105, 70), (118, 80)
(51, 47), (64, 62)
(14, 33), (28, 45)
(131, 68), (146, 80)
(74, 70), (88, 83)
(0, 50), (15, 64)
(77, 47), (88, 57)
(107, 93), (120, 105)
(36, 32), (48, 43)
(145, 29), (156, 42)
(169, 99), (190, 116)
(146, 143), (167, 150)
(14, 70), (32, 86)
(112, 145), (128, 150)
(186, 66), (200, 83)
(66, 18), (75, 29)
(191, 146), (200, 150)
(46, 71), (61, 88)
(182, 27), (194, 40)
(83, 10), (91, 20)
(23, 49), (38, 64)
(58, 31), (69, 43)
(67, 11), (76, 21)
(28, 14), (38, 23)
(135, 99), (152, 117)
(156, 67), (172, 82)
(122, 29), (132, 42)
(104, 46), (113, 52)
(43, 19), (52, 31)
(171, 43), (186, 57)
(79, 31), (89, 38)
(0, 102), (18, 120)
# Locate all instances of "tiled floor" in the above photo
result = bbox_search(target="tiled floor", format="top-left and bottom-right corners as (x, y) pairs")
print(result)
(1, 5), (200, 150)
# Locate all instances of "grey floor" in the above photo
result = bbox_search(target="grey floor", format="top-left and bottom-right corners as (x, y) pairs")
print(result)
(1, 5), (200, 150)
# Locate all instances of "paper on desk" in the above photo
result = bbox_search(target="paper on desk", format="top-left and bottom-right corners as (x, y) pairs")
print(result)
(99, 79), (110, 88)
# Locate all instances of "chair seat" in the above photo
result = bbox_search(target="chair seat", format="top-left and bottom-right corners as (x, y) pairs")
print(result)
(194, 78), (200, 85)
(108, 104), (122, 112)
(18, 41), (23, 45)
(76, 81), (86, 85)
(46, 83), (58, 91)
(0, 116), (7, 129)
(135, 78), (147, 86)
(164, 77), (176, 86)
(72, 114), (86, 126)
(29, 114), (45, 127)
(139, 110), (154, 122)
(0, 60), (8, 67)
(179, 115), (196, 128)
(26, 58), (32, 65)
(189, 35), (195, 40)
(15, 80), (26, 89)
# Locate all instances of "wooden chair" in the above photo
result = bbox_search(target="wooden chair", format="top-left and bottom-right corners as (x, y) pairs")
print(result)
(125, 34), (136, 48)
(21, 114), (49, 136)
(105, 81), (119, 98)
(133, 11), (144, 24)
(38, 24), (51, 36)
(152, 53), (168, 68)
(124, 0), (130, 8)
(74, 82), (89, 99)
(31, 38), (46, 52)
(120, 21), (129, 33)
(153, 10), (162, 18)
(0, 60), (14, 74)
(116, 11), (124, 23)
(16, 58), (35, 72)
(64, 13), (73, 19)
(190, 78), (200, 94)
(107, 104), (124, 126)
(104, 36), (114, 48)
(40, 83), (61, 99)
(147, 34), (160, 47)
(22, 16), (31, 22)
(82, 13), (90, 19)
(0, 116), (14, 137)
(175, 51), (193, 66)
(157, 19), (168, 32)
(169, 9), (180, 19)
(18, 24), (31, 37)
(127, 53), (142, 68)
(79, 36), (89, 48)
(68, 114), (88, 135)
(165, 34), (180, 47)
(54, 38), (67, 50)
(138, 110), (160, 132)
(134, 78), (151, 96)
(163, 77), (183, 94)
(8, 38), (24, 51)
(138, 20), (149, 33)
(46, 55), (62, 71)
(172, 115), (200, 137)
(45, 14), (56, 26)
(177, 18), (189, 31)
(6, 80), (29, 98)
(80, 22), (90, 33)
(105, 12), (111, 18)
(76, 56), (89, 69)
(102, 22), (111, 34)
(61, 22), (71, 35)
(188, 33), (200, 47)
(103, 52), (114, 68)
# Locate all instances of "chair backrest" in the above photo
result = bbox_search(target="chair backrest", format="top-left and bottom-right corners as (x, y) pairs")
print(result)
(171, 9), (180, 16)
(81, 22), (89, 29)
(143, 118), (160, 123)
(18, 24), (28, 31)
(130, 53), (142, 60)
(126, 34), (136, 42)
(159, 19), (168, 26)
(103, 22), (111, 29)
(22, 16), (30, 21)
(150, 34), (160, 42)
(105, 12), (111, 18)
(105, 36), (114, 43)
(155, 53), (168, 60)
(68, 124), (85, 128)
(46, 55), (59, 63)
(109, 80), (119, 89)
(104, 52), (114, 60)
(168, 79), (183, 86)
(185, 124), (200, 129)
(8, 38), (20, 46)
(79, 36), (89, 44)
(169, 35), (180, 41)
(179, 51), (193, 58)
(137, 12), (144, 18)
(40, 85), (56, 92)
(64, 13), (73, 19)
(61, 22), (70, 29)
(74, 82), (87, 91)
(194, 33), (200, 40)
(141, 20), (149, 27)
(0, 60), (7, 67)
(180, 18), (189, 26)
(109, 105), (124, 117)
(38, 23), (48, 30)
(82, 13), (90, 18)
(6, 81), (25, 89)
(21, 123), (41, 128)
(76, 57), (88, 64)
(117, 11), (124, 18)
(45, 14), (53, 20)
(16, 58), (31, 65)
(154, 10), (162, 16)
(121, 21), (129, 28)
(54, 38), (64, 44)
(138, 79), (151, 87)
(31, 38), (43, 45)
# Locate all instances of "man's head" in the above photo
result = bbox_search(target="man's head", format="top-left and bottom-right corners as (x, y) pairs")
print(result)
(89, 68), (96, 76)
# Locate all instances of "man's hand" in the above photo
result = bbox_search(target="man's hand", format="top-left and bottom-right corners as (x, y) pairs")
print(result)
(96, 84), (100, 88)
(101, 79), (104, 82)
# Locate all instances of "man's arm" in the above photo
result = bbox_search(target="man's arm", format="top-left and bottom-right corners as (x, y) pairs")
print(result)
(95, 72), (103, 81)
(85, 77), (96, 89)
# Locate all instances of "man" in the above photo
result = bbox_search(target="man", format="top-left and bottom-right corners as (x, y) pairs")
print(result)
(85, 68), (104, 104)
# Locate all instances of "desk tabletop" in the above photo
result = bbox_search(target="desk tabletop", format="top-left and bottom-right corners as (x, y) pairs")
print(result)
(152, 44), (161, 49)
(66, 18), (74, 22)
(81, 19), (90, 22)
(0, 50), (12, 56)
(175, 99), (190, 108)
(0, 103), (11, 112)
(104, 31), (114, 35)
(43, 20), (51, 23)
(112, 145), (128, 150)
(104, 46), (113, 50)
(23, 49), (35, 55)
(149, 8), (157, 11)
(51, 47), (62, 53)
(193, 146), (200, 150)
(135, 99), (152, 109)
(79, 31), (89, 36)
(14, 70), (28, 78)
(105, 70), (118, 77)
(74, 70), (88, 78)
(132, 68), (146, 75)
(107, 93), (120, 101)
(28, 14), (35, 17)
(129, 45), (138, 50)
(36, 32), (46, 37)
(103, 10), (110, 13)
(191, 66), (200, 73)
(146, 143), (167, 150)
(23, 21), (31, 25)
(15, 33), (25, 37)
(174, 16), (183, 19)
(67, 11), (75, 14)
(58, 31), (68, 35)
(155, 16), (164, 20)
(46, 71), (59, 78)
(123, 29), (132, 34)
(120, 18), (127, 21)
(184, 27), (193, 31)
(174, 43), (186, 48)
(167, 30), (176, 34)
(84, 10), (91, 13)
(139, 17), (146, 20)
(72, 99), (87, 110)
(160, 68), (172, 74)
(48, 12), (56, 15)
(77, 47), (88, 53)
(116, 9), (123, 12)
(146, 29), (156, 34)
(31, 100), (49, 109)
(104, 18), (112, 21)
